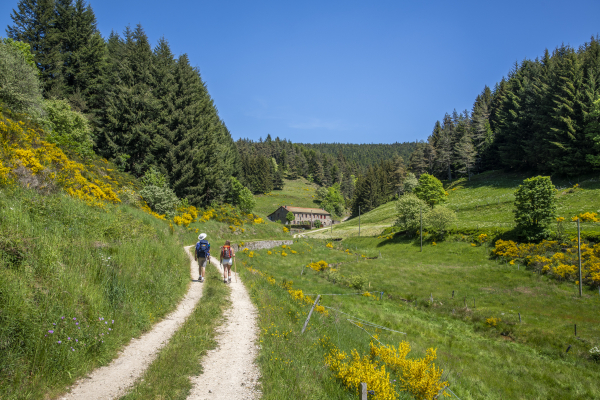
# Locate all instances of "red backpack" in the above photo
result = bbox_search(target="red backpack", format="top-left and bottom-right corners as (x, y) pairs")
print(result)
(221, 246), (233, 258)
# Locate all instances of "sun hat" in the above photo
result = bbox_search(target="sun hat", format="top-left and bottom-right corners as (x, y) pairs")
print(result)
(198, 233), (207, 240)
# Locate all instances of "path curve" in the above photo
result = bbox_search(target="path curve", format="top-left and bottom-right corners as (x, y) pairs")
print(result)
(187, 261), (261, 400)
(60, 246), (204, 400)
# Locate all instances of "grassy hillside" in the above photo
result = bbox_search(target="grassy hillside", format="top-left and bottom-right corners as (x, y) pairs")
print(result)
(0, 186), (191, 399)
(238, 238), (600, 399)
(307, 171), (600, 239)
(253, 177), (321, 218)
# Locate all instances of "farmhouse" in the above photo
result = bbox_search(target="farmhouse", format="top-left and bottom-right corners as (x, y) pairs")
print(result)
(267, 205), (332, 227)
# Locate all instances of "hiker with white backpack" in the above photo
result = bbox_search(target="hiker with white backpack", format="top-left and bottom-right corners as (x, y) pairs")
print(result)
(195, 233), (210, 282)
(219, 240), (235, 284)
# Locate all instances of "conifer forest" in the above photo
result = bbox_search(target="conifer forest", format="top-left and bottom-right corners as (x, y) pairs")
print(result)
(2, 0), (600, 213)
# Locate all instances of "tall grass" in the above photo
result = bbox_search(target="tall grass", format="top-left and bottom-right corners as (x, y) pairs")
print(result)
(0, 186), (190, 399)
(239, 238), (600, 399)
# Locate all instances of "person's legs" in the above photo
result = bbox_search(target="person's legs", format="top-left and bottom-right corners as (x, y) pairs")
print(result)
(227, 265), (232, 282)
(199, 258), (207, 281)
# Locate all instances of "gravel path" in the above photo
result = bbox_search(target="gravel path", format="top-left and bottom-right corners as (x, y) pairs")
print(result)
(59, 246), (204, 400)
(187, 260), (261, 400)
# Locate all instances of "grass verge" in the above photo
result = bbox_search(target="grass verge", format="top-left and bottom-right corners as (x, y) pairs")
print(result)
(0, 186), (190, 399)
(120, 262), (229, 400)
(239, 238), (600, 399)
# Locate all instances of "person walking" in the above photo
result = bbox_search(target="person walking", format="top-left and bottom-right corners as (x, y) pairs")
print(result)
(195, 233), (210, 282)
(219, 240), (235, 284)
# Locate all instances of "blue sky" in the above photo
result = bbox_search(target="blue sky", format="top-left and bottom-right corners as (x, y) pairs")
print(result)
(2, 0), (600, 144)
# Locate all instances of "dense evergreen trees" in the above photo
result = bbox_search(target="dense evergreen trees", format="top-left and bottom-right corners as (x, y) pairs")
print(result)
(6, 0), (239, 206)
(417, 37), (600, 180)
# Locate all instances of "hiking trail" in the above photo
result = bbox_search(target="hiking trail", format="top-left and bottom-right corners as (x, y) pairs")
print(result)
(187, 260), (261, 400)
(59, 246), (204, 400)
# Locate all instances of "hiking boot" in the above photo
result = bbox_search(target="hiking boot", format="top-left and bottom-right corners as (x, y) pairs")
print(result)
(228, 277), (232, 283)
(200, 277), (204, 282)
(223, 279), (228, 284)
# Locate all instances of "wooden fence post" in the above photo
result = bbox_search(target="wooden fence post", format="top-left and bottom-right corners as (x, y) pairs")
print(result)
(360, 382), (367, 400)
(301, 295), (321, 334)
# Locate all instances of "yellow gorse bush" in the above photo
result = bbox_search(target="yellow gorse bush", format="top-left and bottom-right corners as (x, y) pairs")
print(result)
(369, 341), (449, 400)
(326, 242), (334, 248)
(571, 212), (600, 222)
(493, 239), (600, 286)
(1, 113), (121, 206)
(485, 317), (501, 327)
(307, 260), (329, 272)
(325, 346), (397, 400)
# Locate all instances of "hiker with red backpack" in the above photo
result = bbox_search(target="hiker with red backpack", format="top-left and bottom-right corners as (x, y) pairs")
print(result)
(220, 240), (235, 284)
(195, 233), (210, 282)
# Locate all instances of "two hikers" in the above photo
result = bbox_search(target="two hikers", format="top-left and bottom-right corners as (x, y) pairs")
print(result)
(220, 240), (235, 284)
(195, 233), (210, 282)
(195, 234), (236, 284)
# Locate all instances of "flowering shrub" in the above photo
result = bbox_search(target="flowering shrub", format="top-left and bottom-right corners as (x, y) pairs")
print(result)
(325, 346), (397, 400)
(1, 110), (121, 205)
(369, 341), (448, 400)
(308, 260), (329, 272)
(326, 242), (334, 248)
(485, 317), (501, 327)
(572, 212), (600, 222)
(476, 233), (489, 245)
(324, 340), (449, 400)
(493, 239), (600, 287)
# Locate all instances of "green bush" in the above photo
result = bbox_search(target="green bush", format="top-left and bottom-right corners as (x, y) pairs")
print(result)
(314, 219), (322, 228)
(514, 176), (556, 241)
(349, 273), (367, 290)
(424, 206), (457, 239)
(227, 177), (255, 213)
(395, 193), (428, 234)
(414, 173), (446, 208)
(43, 99), (94, 157)
(0, 38), (43, 117)
(139, 168), (180, 216)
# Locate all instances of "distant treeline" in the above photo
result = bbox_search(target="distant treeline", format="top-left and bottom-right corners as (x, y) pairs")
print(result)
(410, 37), (600, 181)
(300, 142), (417, 168)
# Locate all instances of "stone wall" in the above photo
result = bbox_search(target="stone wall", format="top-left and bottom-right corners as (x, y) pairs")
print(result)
(230, 239), (294, 253)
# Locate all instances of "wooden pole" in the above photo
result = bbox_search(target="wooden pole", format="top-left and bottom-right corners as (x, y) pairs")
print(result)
(360, 382), (367, 400)
(359, 206), (361, 237)
(302, 295), (321, 334)
(578, 219), (582, 297)
(518, 313), (521, 323)
(420, 205), (423, 252)
(574, 324), (577, 336)
(234, 257), (237, 283)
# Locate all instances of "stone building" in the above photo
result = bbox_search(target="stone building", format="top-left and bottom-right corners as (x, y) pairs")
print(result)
(267, 205), (332, 227)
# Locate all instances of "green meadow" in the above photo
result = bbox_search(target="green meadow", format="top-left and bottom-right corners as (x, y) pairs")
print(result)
(238, 237), (600, 399)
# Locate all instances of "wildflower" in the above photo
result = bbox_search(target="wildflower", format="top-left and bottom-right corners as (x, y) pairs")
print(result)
(57, 341), (62, 344)
(48, 330), (54, 334)
(73, 317), (76, 320)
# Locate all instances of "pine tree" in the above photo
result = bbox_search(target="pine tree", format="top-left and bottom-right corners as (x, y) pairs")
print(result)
(98, 25), (158, 175)
(436, 114), (454, 180)
(454, 131), (477, 180)
(546, 46), (585, 175)
(408, 143), (427, 177)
